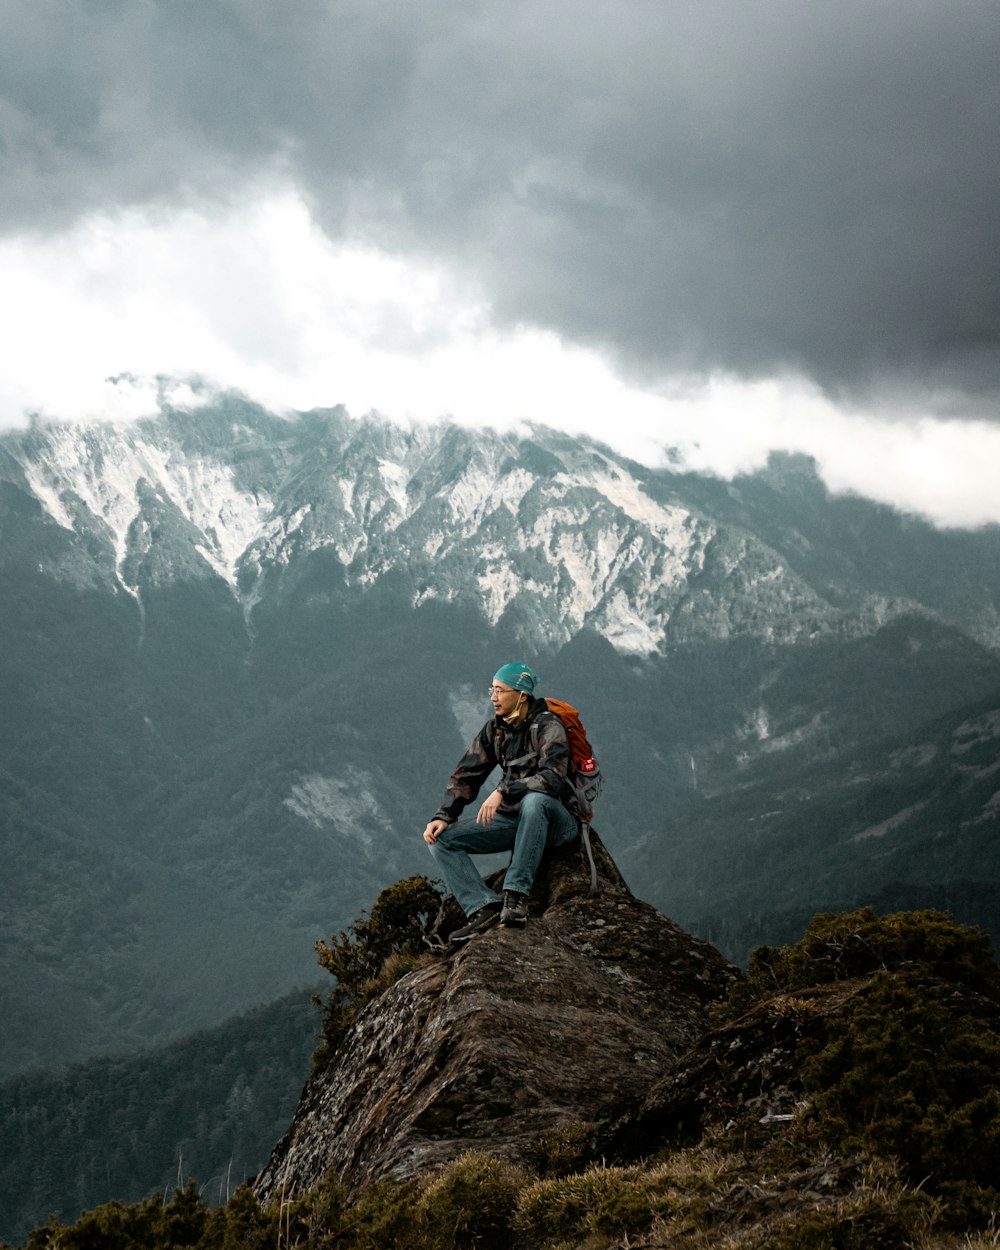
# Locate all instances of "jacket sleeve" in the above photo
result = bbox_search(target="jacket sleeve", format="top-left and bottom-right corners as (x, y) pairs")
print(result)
(432, 723), (499, 823)
(498, 712), (570, 804)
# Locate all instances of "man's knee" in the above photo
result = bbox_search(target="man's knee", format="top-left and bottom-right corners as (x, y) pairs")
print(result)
(519, 791), (573, 835)
(429, 825), (464, 856)
(519, 790), (552, 817)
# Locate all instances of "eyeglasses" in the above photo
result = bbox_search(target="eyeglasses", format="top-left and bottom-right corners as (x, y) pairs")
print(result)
(488, 686), (518, 697)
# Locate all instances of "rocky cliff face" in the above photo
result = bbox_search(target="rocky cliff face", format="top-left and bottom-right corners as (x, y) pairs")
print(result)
(253, 833), (737, 1203)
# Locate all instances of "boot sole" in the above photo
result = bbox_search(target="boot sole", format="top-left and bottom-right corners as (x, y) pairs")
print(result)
(449, 913), (502, 943)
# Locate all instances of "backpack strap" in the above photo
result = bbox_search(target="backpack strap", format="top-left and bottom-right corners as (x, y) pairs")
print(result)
(503, 750), (538, 769)
(580, 820), (598, 895)
(503, 719), (540, 770)
(497, 718), (543, 771)
(505, 717), (576, 774)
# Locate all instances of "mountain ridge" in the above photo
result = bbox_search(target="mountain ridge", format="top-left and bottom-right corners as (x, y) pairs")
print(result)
(8, 400), (999, 654)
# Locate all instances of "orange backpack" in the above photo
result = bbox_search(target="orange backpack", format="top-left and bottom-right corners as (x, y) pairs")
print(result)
(539, 698), (602, 816)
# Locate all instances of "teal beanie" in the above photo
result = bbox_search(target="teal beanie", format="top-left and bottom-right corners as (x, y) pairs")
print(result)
(493, 662), (539, 694)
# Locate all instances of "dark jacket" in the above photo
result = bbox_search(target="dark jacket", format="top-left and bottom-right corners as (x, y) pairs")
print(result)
(432, 695), (572, 824)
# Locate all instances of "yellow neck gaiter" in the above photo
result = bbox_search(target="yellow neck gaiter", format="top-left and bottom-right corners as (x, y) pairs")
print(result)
(502, 694), (529, 727)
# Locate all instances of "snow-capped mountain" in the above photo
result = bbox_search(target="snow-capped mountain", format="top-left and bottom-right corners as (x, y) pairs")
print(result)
(3, 395), (1000, 1080)
(7, 400), (984, 655)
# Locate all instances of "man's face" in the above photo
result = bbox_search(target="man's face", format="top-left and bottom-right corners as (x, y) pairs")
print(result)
(489, 681), (521, 716)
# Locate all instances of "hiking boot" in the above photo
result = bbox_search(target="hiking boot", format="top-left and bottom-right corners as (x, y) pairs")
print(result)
(499, 889), (529, 929)
(449, 901), (502, 943)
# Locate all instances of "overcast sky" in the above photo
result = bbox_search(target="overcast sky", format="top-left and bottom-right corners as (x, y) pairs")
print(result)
(2, 0), (999, 525)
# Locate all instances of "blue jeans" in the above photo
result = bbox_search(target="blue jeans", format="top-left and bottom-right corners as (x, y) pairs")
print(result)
(428, 792), (579, 917)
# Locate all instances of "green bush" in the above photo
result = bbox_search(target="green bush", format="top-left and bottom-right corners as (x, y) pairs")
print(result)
(282, 1160), (526, 1250)
(313, 875), (442, 1066)
(532, 1122), (598, 1177)
(20, 1183), (218, 1250)
(416, 1151), (528, 1250)
(315, 1175), (422, 1250)
(732, 907), (1000, 1012)
(515, 1165), (674, 1245)
(802, 970), (1000, 1222)
(761, 1194), (925, 1250)
(210, 1184), (279, 1249)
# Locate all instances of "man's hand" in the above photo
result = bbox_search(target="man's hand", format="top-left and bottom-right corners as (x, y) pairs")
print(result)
(476, 789), (503, 825)
(423, 819), (448, 845)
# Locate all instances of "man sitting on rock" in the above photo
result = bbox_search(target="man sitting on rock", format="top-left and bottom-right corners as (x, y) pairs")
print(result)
(422, 662), (580, 942)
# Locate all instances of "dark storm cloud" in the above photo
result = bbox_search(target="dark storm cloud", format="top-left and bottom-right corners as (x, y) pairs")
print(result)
(3, 0), (999, 403)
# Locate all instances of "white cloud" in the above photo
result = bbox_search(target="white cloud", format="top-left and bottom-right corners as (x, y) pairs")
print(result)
(0, 186), (655, 434)
(1, 185), (997, 529)
(656, 378), (1000, 529)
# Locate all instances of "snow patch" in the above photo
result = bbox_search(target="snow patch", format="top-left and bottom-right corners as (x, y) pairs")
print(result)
(580, 471), (694, 549)
(157, 453), (272, 582)
(194, 543), (229, 581)
(738, 713), (825, 764)
(447, 466), (534, 526)
(242, 505), (312, 578)
(757, 714), (825, 754)
(448, 684), (490, 746)
(378, 459), (410, 515)
(890, 744), (938, 769)
(283, 769), (390, 853)
(599, 590), (664, 653)
(953, 709), (1000, 751)
(20, 460), (75, 531)
(853, 802), (926, 841)
(476, 562), (547, 627)
(27, 426), (145, 582)
(18, 424), (272, 587)
(423, 531), (445, 559)
(477, 562), (520, 625)
(553, 533), (604, 625)
(749, 566), (785, 588)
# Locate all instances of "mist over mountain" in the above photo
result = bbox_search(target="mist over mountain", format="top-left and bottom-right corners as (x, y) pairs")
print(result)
(3, 395), (1000, 1079)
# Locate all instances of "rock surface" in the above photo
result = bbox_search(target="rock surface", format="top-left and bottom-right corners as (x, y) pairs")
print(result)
(599, 979), (867, 1163)
(253, 832), (737, 1202)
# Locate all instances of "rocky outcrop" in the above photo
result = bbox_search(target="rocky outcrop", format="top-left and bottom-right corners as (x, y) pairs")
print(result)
(253, 831), (737, 1203)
